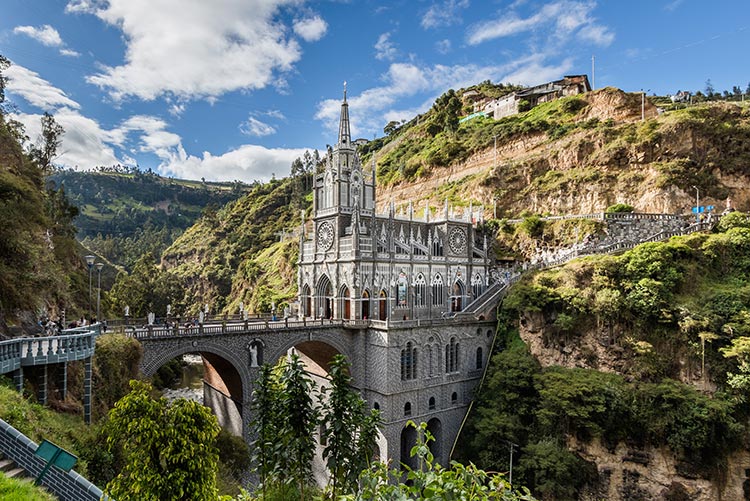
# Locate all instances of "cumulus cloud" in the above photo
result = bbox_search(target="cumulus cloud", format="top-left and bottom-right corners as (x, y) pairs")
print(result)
(160, 144), (312, 182)
(467, 1), (613, 47)
(421, 0), (469, 29)
(13, 24), (81, 57)
(240, 116), (277, 137)
(13, 25), (64, 47)
(316, 56), (572, 138)
(66, 0), (325, 102)
(374, 33), (398, 61)
(13, 109), (121, 169)
(5, 64), (80, 110)
(293, 16), (328, 42)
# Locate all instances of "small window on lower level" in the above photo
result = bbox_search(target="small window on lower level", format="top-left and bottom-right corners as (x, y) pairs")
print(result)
(428, 396), (436, 410)
(451, 392), (458, 404)
(404, 402), (412, 416)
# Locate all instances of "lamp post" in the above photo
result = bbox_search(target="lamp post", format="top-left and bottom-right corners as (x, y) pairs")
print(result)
(85, 255), (95, 320)
(692, 185), (699, 223)
(95, 262), (103, 322)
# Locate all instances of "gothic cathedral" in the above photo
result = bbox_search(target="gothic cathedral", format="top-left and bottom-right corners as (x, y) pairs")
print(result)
(298, 87), (497, 467)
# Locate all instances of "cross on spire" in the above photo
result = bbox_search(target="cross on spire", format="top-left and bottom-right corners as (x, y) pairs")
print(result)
(338, 81), (351, 146)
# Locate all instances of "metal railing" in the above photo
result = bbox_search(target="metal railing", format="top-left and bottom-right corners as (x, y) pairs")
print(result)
(0, 325), (100, 375)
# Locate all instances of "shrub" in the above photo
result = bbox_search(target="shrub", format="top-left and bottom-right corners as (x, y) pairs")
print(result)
(605, 203), (635, 213)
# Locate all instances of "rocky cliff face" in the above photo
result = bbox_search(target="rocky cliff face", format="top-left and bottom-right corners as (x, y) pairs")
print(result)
(377, 89), (750, 218)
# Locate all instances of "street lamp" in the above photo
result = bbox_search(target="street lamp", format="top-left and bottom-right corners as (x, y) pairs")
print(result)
(641, 89), (650, 121)
(692, 185), (700, 223)
(95, 262), (104, 322)
(85, 255), (95, 320)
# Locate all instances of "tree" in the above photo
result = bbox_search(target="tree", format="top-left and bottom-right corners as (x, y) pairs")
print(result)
(29, 112), (64, 173)
(345, 422), (536, 500)
(250, 364), (284, 498)
(383, 120), (400, 136)
(0, 54), (9, 106)
(705, 79), (715, 99)
(278, 354), (319, 499)
(103, 380), (220, 501)
(107, 252), (186, 317)
(721, 336), (750, 400)
(321, 355), (381, 498)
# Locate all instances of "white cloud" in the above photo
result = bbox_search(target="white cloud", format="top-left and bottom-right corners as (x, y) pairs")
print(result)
(374, 33), (398, 61)
(13, 25), (81, 57)
(435, 39), (452, 54)
(316, 56), (570, 138)
(59, 48), (81, 57)
(14, 106), (309, 182)
(421, 0), (469, 29)
(13, 109), (121, 169)
(467, 1), (613, 47)
(13, 25), (64, 47)
(67, 0), (321, 102)
(664, 0), (684, 11)
(240, 116), (277, 137)
(160, 144), (312, 182)
(5, 64), (80, 110)
(293, 16), (328, 42)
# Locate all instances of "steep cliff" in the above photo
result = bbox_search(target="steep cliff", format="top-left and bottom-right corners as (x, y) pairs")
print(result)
(375, 88), (750, 217)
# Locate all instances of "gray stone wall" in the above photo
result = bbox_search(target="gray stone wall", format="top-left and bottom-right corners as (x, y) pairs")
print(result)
(0, 418), (105, 501)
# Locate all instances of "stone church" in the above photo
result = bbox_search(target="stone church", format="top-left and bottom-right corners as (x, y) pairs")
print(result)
(297, 88), (497, 467)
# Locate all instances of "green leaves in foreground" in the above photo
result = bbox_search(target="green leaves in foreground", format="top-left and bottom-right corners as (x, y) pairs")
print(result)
(103, 380), (220, 501)
(347, 422), (535, 501)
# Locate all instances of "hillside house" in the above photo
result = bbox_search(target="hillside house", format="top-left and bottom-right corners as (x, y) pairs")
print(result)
(482, 74), (591, 119)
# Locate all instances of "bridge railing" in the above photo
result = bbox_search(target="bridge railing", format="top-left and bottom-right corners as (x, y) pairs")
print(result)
(0, 325), (100, 375)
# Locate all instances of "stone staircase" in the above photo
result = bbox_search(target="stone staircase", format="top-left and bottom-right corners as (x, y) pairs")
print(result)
(0, 452), (26, 479)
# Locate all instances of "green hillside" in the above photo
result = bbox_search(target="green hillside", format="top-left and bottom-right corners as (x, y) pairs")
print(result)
(456, 216), (750, 498)
(49, 169), (253, 270)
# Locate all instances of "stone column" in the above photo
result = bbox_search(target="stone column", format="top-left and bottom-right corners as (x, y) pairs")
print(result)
(59, 362), (68, 400)
(84, 356), (93, 424)
(13, 368), (23, 393)
(38, 364), (48, 406)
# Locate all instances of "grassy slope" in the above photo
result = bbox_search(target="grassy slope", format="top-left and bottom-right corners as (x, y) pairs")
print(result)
(162, 175), (306, 314)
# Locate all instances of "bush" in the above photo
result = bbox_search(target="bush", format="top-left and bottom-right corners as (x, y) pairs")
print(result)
(605, 203), (635, 213)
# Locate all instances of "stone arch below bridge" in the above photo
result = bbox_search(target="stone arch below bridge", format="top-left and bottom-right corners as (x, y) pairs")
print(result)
(140, 341), (252, 439)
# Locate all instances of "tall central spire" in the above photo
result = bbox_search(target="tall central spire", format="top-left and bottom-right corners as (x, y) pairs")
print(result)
(338, 81), (351, 146)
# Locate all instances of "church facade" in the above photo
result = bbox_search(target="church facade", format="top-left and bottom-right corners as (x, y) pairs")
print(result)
(297, 88), (497, 466)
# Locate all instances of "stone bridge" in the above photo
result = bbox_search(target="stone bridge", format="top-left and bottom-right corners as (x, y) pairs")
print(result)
(132, 318), (371, 445)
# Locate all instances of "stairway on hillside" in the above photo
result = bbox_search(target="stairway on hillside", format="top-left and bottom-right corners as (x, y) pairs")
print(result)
(0, 452), (26, 479)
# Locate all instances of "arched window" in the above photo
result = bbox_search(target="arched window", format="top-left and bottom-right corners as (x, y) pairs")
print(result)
(397, 272), (408, 307)
(401, 341), (417, 380)
(428, 396), (436, 410)
(318, 275), (333, 319)
(414, 274), (426, 307)
(340, 285), (351, 320)
(404, 402), (412, 416)
(445, 337), (459, 373)
(373, 402), (380, 411)
(451, 280), (465, 312)
(471, 273), (483, 301)
(302, 284), (312, 317)
(476, 347), (483, 370)
(432, 233), (443, 256)
(451, 392), (458, 404)
(431, 274), (444, 306)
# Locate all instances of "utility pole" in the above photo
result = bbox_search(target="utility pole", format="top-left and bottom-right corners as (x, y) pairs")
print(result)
(507, 440), (518, 485)
(692, 185), (700, 223)
(591, 54), (595, 90)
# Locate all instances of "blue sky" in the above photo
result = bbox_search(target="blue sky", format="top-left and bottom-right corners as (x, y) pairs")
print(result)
(1, 0), (748, 182)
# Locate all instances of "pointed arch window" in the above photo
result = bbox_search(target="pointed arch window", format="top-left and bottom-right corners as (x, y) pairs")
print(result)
(401, 341), (418, 381)
(414, 274), (426, 307)
(431, 274), (444, 307)
(471, 273), (484, 301)
(432, 233), (444, 256)
(476, 347), (483, 370)
(445, 336), (459, 373)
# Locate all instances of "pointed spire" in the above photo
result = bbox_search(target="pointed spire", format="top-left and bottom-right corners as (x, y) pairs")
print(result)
(338, 81), (351, 147)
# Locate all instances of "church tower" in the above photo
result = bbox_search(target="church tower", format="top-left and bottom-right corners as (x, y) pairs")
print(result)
(313, 84), (375, 216)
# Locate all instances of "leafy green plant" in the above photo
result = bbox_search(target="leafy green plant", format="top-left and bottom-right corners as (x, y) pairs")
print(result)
(605, 203), (634, 213)
(103, 380), (220, 501)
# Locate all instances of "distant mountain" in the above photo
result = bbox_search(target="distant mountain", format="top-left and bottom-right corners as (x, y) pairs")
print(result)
(48, 169), (253, 270)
